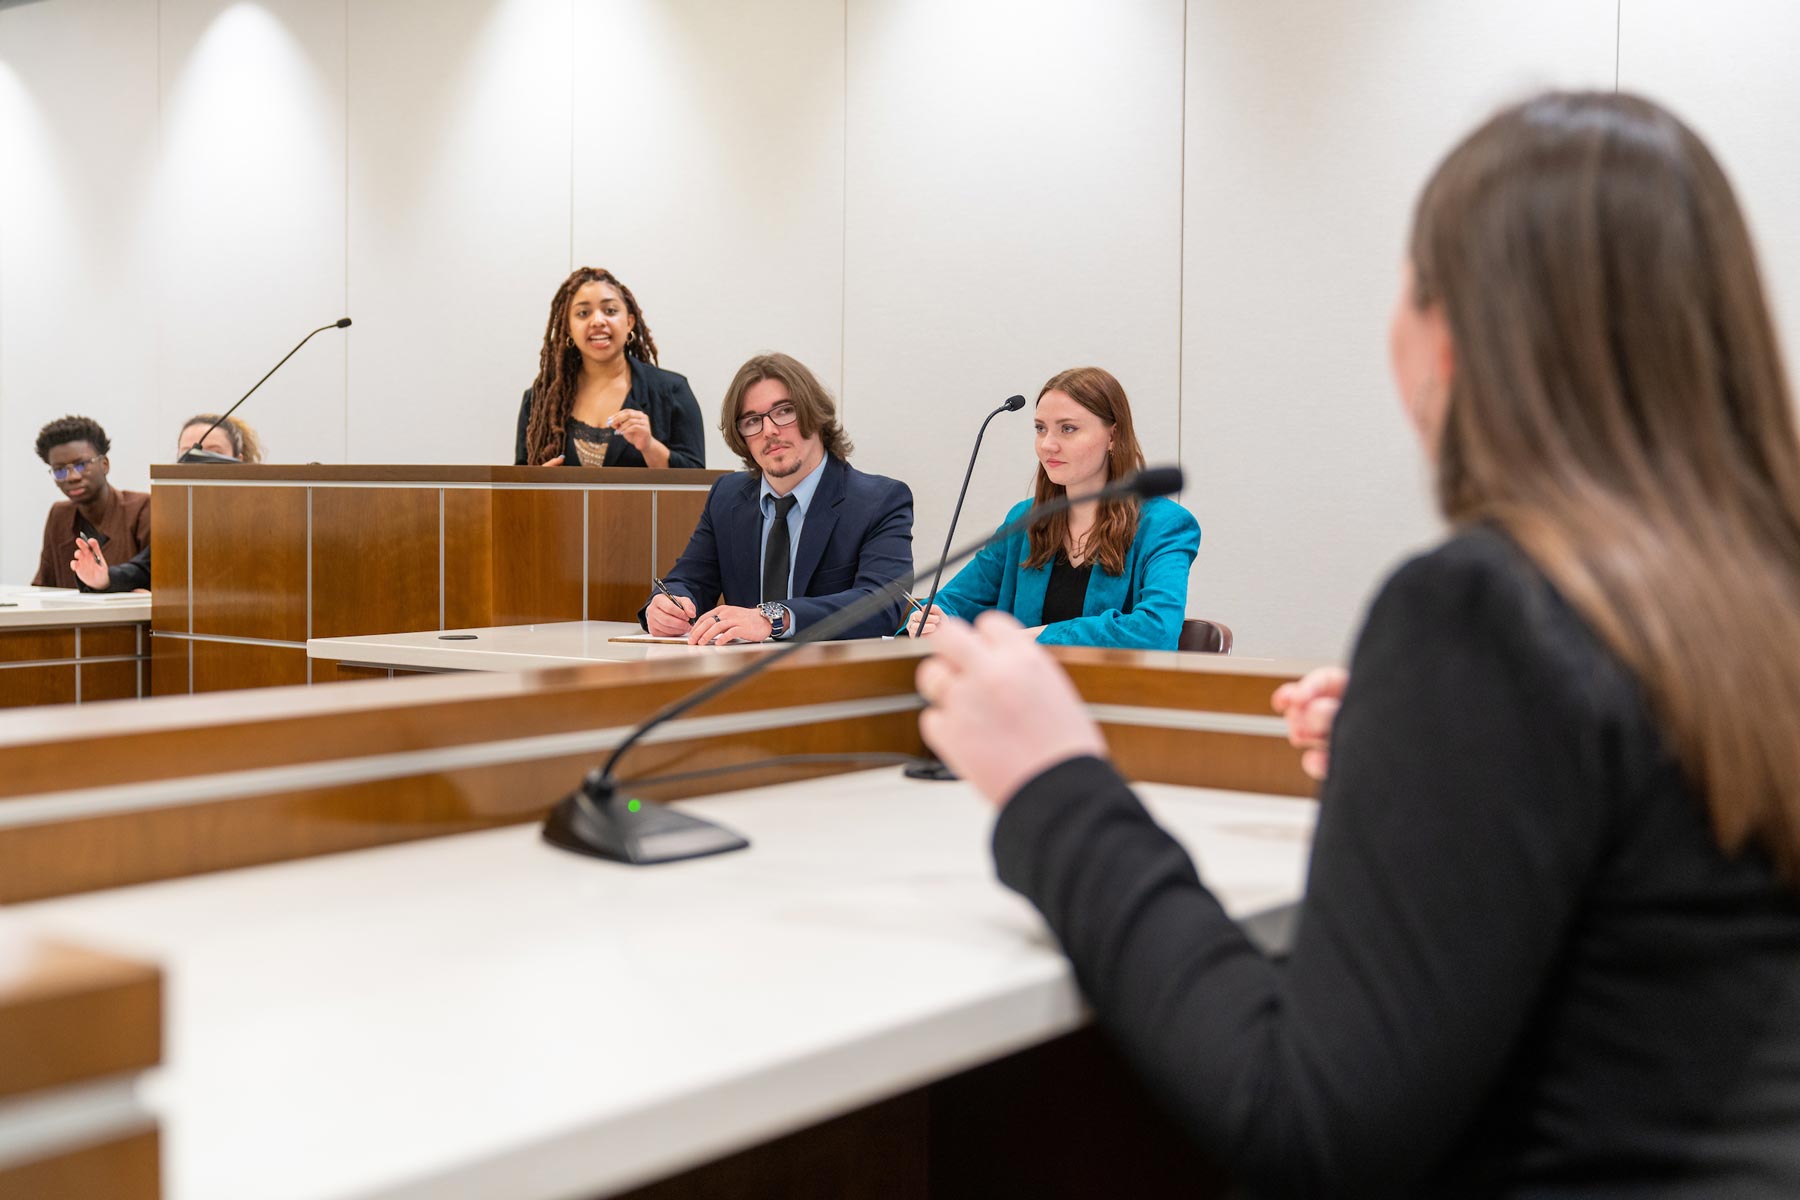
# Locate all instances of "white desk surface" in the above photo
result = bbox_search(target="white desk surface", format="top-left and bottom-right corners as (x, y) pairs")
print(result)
(5, 770), (1315, 1200)
(307, 620), (782, 671)
(0, 585), (151, 629)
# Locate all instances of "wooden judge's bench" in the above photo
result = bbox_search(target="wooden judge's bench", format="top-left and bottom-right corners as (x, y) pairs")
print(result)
(145, 464), (726, 694)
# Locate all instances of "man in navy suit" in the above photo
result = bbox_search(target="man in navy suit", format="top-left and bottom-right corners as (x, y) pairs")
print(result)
(641, 353), (913, 644)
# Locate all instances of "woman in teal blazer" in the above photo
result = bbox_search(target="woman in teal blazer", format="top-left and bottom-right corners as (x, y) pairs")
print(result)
(908, 367), (1200, 651)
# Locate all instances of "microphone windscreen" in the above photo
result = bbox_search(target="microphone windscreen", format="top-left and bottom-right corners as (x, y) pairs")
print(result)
(335, 317), (353, 328)
(1003, 394), (1027, 411)
(1131, 465), (1184, 498)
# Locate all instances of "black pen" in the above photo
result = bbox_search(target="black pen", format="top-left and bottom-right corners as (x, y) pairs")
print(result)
(651, 576), (694, 625)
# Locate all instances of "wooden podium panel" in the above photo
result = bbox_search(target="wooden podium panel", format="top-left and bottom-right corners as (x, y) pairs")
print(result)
(149, 465), (725, 694)
(311, 486), (441, 637)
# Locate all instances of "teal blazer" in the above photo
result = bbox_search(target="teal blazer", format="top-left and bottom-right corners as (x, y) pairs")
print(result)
(926, 496), (1200, 650)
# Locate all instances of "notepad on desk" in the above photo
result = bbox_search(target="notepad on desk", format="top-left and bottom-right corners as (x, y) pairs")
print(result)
(38, 591), (151, 606)
(609, 632), (764, 646)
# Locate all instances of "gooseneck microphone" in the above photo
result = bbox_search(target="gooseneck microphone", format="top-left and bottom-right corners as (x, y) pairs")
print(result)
(915, 394), (1026, 634)
(178, 318), (353, 464)
(902, 392), (1026, 781)
(542, 464), (1186, 865)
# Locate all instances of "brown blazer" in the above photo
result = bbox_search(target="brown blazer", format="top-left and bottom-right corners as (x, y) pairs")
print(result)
(33, 490), (151, 589)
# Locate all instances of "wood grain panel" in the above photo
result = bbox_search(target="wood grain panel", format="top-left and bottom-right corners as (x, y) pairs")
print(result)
(441, 488), (494, 631)
(1060, 653), (1313, 716)
(1104, 725), (1315, 798)
(491, 489), (584, 625)
(0, 1129), (159, 1200)
(78, 625), (141, 658)
(190, 487), (307, 641)
(0, 644), (926, 801)
(79, 660), (142, 704)
(0, 942), (161, 1099)
(311, 487), (441, 638)
(0, 711), (922, 902)
(0, 665), (76, 708)
(191, 641), (308, 694)
(154, 464), (725, 486)
(149, 635), (189, 697)
(315, 663), (393, 682)
(150, 481), (189, 633)
(655, 489), (711, 581)
(0, 629), (74, 664)
(587, 490), (654, 622)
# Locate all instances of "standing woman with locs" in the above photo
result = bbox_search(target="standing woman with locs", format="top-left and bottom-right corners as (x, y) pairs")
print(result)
(516, 267), (705, 469)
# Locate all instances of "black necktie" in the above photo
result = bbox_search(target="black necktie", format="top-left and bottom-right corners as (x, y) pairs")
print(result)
(763, 494), (799, 603)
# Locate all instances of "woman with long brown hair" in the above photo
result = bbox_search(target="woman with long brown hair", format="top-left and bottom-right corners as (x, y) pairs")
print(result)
(915, 93), (1800, 1194)
(515, 266), (704, 469)
(906, 366), (1199, 649)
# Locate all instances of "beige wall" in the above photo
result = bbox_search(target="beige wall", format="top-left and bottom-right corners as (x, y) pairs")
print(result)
(3, 0), (1797, 658)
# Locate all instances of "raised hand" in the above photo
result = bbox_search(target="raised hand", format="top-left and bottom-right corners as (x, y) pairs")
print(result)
(1271, 665), (1349, 781)
(916, 611), (1107, 806)
(69, 535), (111, 590)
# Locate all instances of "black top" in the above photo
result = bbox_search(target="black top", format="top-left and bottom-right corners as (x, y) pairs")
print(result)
(514, 356), (706, 469)
(994, 527), (1800, 1197)
(1040, 553), (1093, 625)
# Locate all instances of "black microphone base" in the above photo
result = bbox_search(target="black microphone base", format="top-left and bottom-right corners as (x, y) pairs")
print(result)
(542, 787), (748, 865)
(177, 448), (243, 465)
(902, 758), (960, 782)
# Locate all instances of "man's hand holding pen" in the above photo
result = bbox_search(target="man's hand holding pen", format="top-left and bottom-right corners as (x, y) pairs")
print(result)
(646, 576), (698, 637)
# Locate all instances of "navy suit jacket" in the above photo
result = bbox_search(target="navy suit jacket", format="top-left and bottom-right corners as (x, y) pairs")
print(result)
(641, 455), (914, 640)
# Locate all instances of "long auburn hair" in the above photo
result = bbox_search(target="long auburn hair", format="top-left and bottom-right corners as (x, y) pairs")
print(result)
(524, 267), (660, 466)
(1412, 92), (1800, 880)
(1025, 367), (1145, 575)
(718, 353), (854, 475)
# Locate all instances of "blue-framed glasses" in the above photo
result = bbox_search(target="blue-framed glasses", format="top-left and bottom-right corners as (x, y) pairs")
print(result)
(49, 457), (101, 482)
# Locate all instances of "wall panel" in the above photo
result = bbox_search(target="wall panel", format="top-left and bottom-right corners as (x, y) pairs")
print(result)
(570, 0), (846, 469)
(346, 0), (573, 468)
(0, 0), (160, 587)
(1180, 1), (1617, 658)
(844, 0), (1186, 586)
(153, 0), (348, 469)
(1618, 0), (1800, 386)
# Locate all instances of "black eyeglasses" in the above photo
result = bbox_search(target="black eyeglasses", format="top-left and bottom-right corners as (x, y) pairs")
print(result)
(736, 402), (800, 438)
(49, 457), (101, 482)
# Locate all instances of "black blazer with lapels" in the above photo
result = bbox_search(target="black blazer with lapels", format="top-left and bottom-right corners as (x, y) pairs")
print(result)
(514, 356), (706, 468)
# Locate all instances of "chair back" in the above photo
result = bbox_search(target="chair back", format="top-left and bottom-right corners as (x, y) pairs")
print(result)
(1177, 618), (1233, 654)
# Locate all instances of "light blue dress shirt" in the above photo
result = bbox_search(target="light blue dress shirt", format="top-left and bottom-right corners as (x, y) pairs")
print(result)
(758, 458), (826, 635)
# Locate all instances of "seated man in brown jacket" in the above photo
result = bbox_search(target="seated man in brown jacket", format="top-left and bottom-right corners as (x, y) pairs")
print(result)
(32, 415), (149, 589)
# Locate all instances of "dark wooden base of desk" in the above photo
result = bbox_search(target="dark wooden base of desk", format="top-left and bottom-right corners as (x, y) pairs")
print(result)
(616, 1027), (1227, 1200)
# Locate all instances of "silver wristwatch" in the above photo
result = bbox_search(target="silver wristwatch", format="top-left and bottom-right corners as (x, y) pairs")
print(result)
(758, 601), (791, 639)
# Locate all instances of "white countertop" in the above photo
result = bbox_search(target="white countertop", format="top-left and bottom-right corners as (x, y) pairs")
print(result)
(5, 769), (1315, 1200)
(0, 585), (151, 629)
(308, 620), (783, 671)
